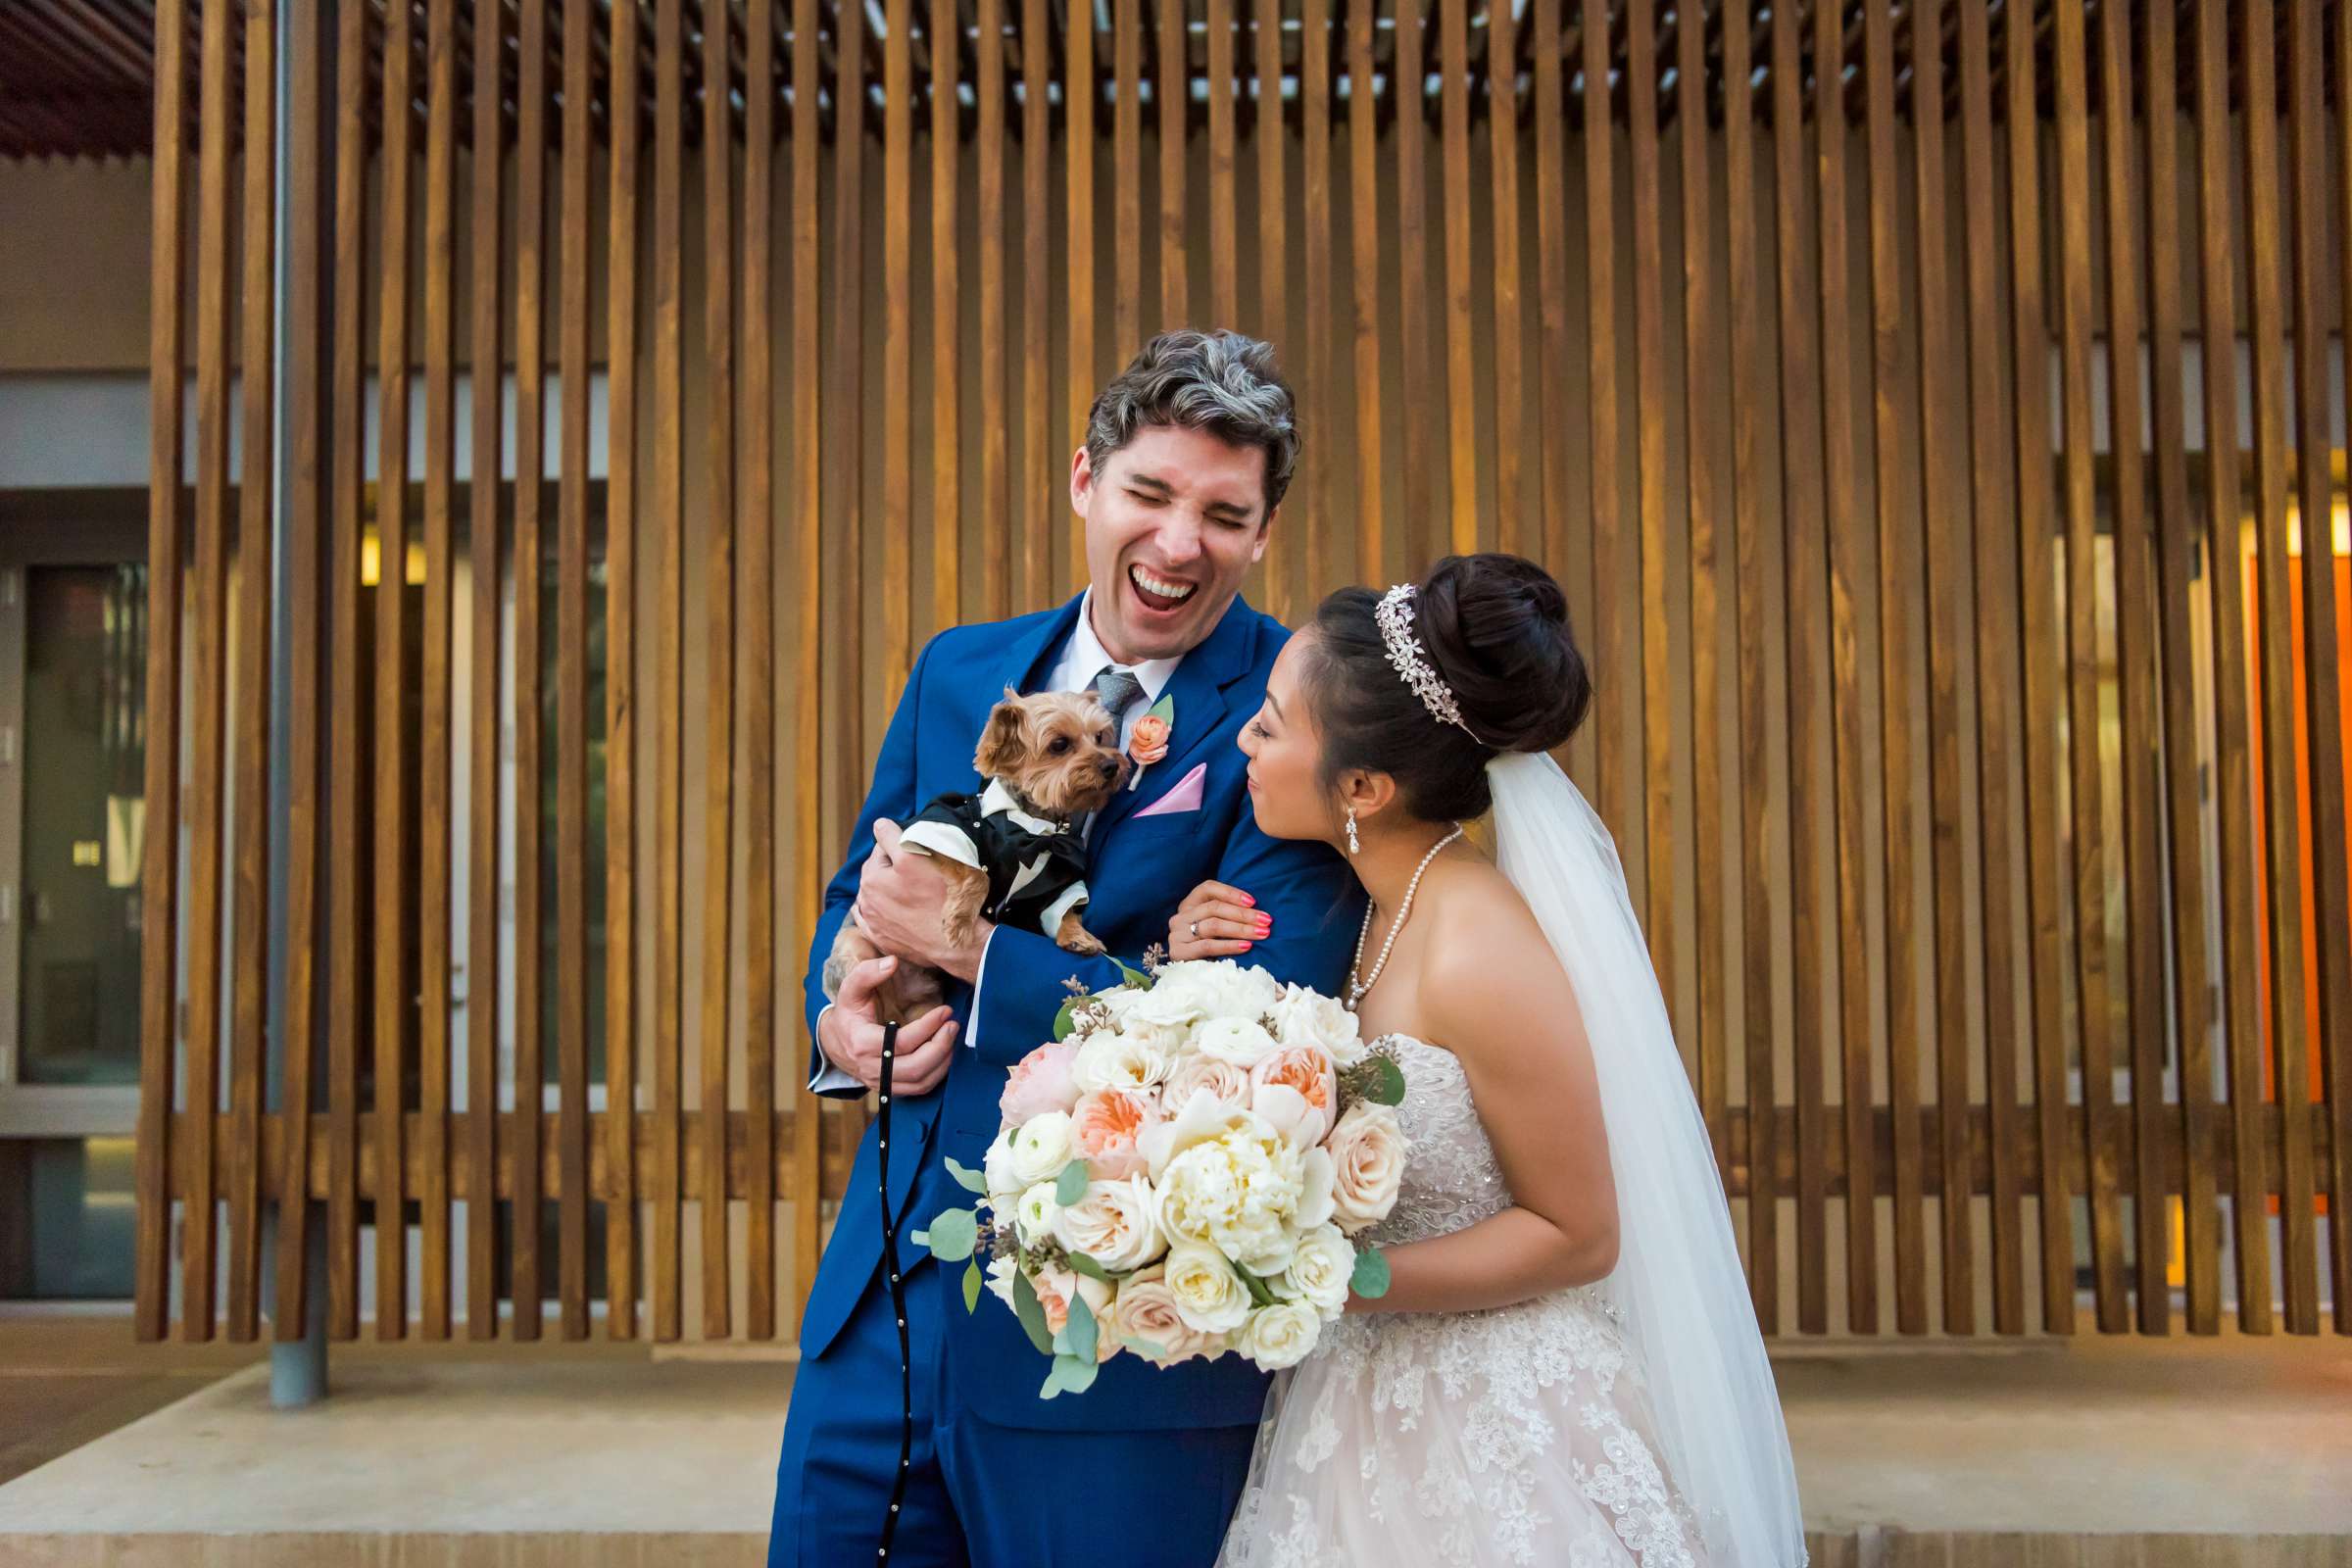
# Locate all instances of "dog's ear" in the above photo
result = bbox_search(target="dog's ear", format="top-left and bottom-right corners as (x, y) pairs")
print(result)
(974, 696), (1027, 779)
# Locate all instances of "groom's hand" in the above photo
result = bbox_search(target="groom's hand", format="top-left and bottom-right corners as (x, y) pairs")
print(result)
(819, 956), (959, 1095)
(852, 819), (995, 984)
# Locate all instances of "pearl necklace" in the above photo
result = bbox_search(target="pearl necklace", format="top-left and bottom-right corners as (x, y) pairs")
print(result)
(1346, 825), (1465, 1012)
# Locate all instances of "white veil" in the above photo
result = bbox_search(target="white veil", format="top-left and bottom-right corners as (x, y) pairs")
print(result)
(1487, 750), (1807, 1567)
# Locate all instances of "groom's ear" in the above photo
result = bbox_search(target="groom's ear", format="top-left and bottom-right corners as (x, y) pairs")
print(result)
(974, 692), (1028, 779)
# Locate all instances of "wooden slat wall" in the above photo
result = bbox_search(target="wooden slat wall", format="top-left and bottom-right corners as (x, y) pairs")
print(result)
(143, 0), (2352, 1342)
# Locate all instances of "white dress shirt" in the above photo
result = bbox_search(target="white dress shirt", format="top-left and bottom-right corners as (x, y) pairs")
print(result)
(809, 591), (1182, 1092)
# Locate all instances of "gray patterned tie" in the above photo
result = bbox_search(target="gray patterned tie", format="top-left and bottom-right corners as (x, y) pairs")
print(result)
(1090, 665), (1146, 725)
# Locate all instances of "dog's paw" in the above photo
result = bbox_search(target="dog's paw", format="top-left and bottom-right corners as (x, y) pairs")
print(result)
(1055, 920), (1108, 958)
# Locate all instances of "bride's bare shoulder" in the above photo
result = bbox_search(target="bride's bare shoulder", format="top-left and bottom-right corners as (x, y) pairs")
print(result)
(1416, 860), (1571, 1042)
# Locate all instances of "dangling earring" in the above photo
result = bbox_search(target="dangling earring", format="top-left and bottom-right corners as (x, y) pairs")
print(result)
(1345, 807), (1360, 857)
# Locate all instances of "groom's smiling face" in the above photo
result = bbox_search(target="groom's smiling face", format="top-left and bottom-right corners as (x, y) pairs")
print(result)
(1072, 423), (1272, 664)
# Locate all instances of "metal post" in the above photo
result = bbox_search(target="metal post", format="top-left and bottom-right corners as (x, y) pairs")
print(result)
(264, 0), (331, 1408)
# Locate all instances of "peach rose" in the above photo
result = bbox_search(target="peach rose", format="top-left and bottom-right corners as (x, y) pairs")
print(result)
(1070, 1089), (1161, 1181)
(1128, 712), (1171, 766)
(1000, 1038), (1082, 1126)
(1108, 1265), (1223, 1365)
(1326, 1102), (1407, 1235)
(1030, 1264), (1113, 1344)
(1250, 1043), (1339, 1146)
(1162, 1054), (1254, 1116)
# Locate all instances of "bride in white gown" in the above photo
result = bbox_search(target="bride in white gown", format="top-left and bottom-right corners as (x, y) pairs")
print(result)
(1165, 556), (1805, 1567)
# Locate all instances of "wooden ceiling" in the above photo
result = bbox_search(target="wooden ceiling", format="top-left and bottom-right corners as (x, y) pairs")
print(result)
(0, 0), (2291, 163)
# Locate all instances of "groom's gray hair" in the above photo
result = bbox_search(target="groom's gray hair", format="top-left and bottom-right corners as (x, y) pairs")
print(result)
(1085, 329), (1300, 516)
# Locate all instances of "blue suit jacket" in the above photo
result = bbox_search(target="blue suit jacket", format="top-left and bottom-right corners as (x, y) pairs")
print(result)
(799, 594), (1364, 1431)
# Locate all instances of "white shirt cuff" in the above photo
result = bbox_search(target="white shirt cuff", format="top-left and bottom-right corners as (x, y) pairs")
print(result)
(807, 1004), (865, 1096)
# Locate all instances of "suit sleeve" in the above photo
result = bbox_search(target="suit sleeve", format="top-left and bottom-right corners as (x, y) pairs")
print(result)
(967, 804), (1362, 1069)
(802, 636), (937, 1096)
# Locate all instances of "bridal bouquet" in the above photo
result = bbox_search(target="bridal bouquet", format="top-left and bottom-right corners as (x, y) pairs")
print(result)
(916, 955), (1409, 1398)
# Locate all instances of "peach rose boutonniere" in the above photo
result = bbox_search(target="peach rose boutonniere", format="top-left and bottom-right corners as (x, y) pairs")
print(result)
(1126, 695), (1175, 789)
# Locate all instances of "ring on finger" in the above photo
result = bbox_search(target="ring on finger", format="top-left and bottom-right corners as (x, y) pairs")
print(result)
(1190, 920), (1200, 939)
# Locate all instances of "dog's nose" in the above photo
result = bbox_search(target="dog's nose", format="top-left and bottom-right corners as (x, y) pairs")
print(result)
(1098, 758), (1120, 781)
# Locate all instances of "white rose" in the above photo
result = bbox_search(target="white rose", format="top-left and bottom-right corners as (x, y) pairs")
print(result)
(1014, 1181), (1063, 1246)
(1007, 1110), (1077, 1188)
(1133, 959), (1280, 1029)
(1069, 1029), (1175, 1097)
(1326, 1102), (1407, 1234)
(1293, 1146), (1338, 1233)
(982, 1126), (1021, 1199)
(1194, 1016), (1282, 1069)
(1268, 984), (1365, 1066)
(1161, 1241), (1252, 1335)
(1238, 1300), (1323, 1370)
(983, 1253), (1019, 1309)
(1053, 1175), (1168, 1274)
(1278, 1223), (1356, 1314)
(1162, 1054), (1255, 1115)
(1225, 1219), (1298, 1280)
(1106, 1266), (1223, 1365)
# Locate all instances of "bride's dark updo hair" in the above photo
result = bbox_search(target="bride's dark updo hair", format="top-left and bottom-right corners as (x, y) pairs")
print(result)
(1301, 553), (1592, 822)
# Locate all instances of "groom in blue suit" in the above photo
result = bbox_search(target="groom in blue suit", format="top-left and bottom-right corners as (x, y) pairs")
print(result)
(768, 331), (1364, 1568)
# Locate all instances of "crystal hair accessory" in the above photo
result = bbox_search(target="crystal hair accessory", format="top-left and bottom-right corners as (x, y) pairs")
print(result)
(1375, 584), (1484, 744)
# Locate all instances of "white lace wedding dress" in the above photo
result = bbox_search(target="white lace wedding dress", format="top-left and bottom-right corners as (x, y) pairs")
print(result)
(1216, 1035), (1705, 1568)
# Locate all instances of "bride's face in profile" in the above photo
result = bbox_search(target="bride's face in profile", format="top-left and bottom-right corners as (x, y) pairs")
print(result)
(1239, 635), (1344, 847)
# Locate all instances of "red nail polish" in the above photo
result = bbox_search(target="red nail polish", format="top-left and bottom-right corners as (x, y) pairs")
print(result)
(1239, 941), (1252, 951)
(1242, 894), (1255, 906)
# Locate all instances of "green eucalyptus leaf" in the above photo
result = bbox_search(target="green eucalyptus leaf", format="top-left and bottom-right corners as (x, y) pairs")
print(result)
(1063, 1250), (1112, 1284)
(943, 1156), (989, 1195)
(924, 1207), (979, 1263)
(1231, 1259), (1279, 1309)
(1367, 1055), (1408, 1107)
(1349, 1247), (1393, 1299)
(1054, 999), (1080, 1043)
(1010, 1269), (1055, 1355)
(962, 1258), (984, 1314)
(1065, 1291), (1100, 1363)
(1054, 1159), (1091, 1207)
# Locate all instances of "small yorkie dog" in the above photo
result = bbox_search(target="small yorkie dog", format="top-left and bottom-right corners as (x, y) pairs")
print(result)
(824, 688), (1131, 1025)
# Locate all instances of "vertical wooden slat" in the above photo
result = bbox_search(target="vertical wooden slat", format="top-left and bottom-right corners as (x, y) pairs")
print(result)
(931, 0), (963, 632)
(834, 0), (869, 825)
(2193, 0), (2270, 1335)
(1115, 0), (1143, 353)
(1437, 0), (1475, 555)
(1158, 0), (1190, 328)
(417, 0), (458, 1345)
(1722, 0), (1776, 1335)
(745, 0), (779, 1344)
(1346, 0), (1382, 581)
(885, 0), (913, 700)
(2320, 0), (2352, 1333)
(326, 0), (368, 1344)
(652, 0), (686, 1345)
(1908, 0), (1961, 1338)
(2143, 0), (2219, 1334)
(512, 0), (549, 1342)
(135, 0), (186, 1345)
(1816, 0), (1874, 1337)
(2007, 0), (2078, 1335)
(1770, 0), (1829, 1335)
(1487, 0), (1523, 554)
(2101, 0), (2168, 1334)
(2052, 0), (2125, 1332)
(466, 0), (507, 1345)
(2239, 0), (2316, 1335)
(1253, 0), (1287, 617)
(790, 0), (827, 1334)
(1394, 0), (1433, 561)
(1207, 0), (1239, 325)
(606, 0), (643, 1344)
(227, 0), (278, 1346)
(1958, 0), (2018, 1336)
(1533, 0), (1568, 580)
(271, 0), (328, 1345)
(374, 0), (416, 1342)
(1627, 0), (1669, 1016)
(1585, 0), (1627, 834)
(1068, 0), (1098, 593)
(557, 0), (595, 1345)
(181, 0), (232, 1346)
(1301, 0), (1333, 611)
(701, 0), (739, 1341)
(1870, 0), (1927, 1338)
(1022, 0), (1051, 609)
(977, 0), (1009, 620)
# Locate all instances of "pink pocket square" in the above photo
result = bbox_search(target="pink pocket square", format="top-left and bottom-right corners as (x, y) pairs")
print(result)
(1132, 761), (1207, 819)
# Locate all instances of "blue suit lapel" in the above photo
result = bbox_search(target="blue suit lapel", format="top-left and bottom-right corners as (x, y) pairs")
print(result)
(1004, 595), (1087, 698)
(1087, 597), (1259, 849)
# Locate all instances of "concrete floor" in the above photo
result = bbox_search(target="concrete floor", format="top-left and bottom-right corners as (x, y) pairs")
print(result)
(0, 1316), (2348, 1561)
